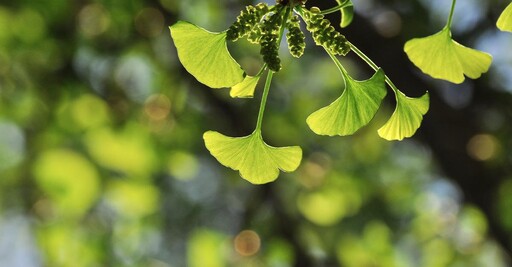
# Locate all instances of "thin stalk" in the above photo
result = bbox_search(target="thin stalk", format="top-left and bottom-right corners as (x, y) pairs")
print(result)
(255, 70), (274, 131)
(256, 64), (267, 76)
(254, 7), (291, 131)
(348, 42), (400, 93)
(325, 48), (349, 77)
(320, 0), (352, 15)
(295, 6), (350, 85)
(447, 0), (457, 28)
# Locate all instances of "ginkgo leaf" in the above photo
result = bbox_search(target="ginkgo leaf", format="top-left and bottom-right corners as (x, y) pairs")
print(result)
(337, 0), (354, 28)
(170, 21), (245, 88)
(378, 92), (429, 141)
(497, 3), (512, 32)
(203, 130), (302, 184)
(404, 27), (492, 84)
(230, 75), (261, 98)
(307, 69), (386, 136)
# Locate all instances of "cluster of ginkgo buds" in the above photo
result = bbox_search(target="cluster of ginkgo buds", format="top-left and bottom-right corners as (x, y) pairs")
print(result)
(303, 7), (351, 56)
(226, 1), (352, 72)
(286, 15), (306, 58)
(259, 9), (284, 71)
(226, 3), (270, 41)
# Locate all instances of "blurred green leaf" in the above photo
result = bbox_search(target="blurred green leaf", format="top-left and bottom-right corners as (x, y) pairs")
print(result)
(85, 124), (156, 176)
(188, 229), (227, 267)
(404, 27), (492, 84)
(38, 224), (100, 267)
(307, 69), (386, 136)
(33, 149), (100, 218)
(337, 0), (354, 28)
(497, 3), (512, 32)
(378, 92), (429, 141)
(170, 21), (245, 88)
(203, 130), (302, 184)
(298, 188), (347, 226)
(106, 180), (159, 218)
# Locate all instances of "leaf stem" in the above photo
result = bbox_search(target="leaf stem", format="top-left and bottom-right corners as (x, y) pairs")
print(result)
(348, 42), (399, 93)
(255, 70), (274, 131)
(255, 7), (291, 132)
(256, 64), (266, 76)
(324, 48), (349, 77)
(320, 0), (352, 15)
(447, 0), (457, 28)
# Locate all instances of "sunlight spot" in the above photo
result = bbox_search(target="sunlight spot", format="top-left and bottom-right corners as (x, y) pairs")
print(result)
(467, 134), (499, 161)
(144, 94), (171, 121)
(298, 152), (331, 188)
(78, 4), (110, 38)
(234, 230), (261, 257)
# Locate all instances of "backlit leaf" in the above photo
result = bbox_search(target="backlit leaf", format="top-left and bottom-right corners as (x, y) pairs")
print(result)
(378, 92), (429, 141)
(404, 27), (492, 84)
(170, 21), (245, 88)
(497, 3), (512, 32)
(307, 69), (386, 136)
(203, 130), (302, 184)
(230, 75), (261, 98)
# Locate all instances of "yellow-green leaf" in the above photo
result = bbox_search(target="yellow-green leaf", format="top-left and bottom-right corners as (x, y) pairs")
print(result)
(404, 27), (492, 84)
(230, 75), (261, 98)
(497, 3), (512, 32)
(203, 130), (302, 184)
(307, 69), (386, 136)
(170, 21), (245, 88)
(378, 92), (429, 141)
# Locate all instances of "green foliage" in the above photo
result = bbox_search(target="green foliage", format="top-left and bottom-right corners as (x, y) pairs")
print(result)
(404, 0), (492, 84)
(378, 92), (430, 141)
(203, 130), (302, 184)
(230, 74), (261, 98)
(404, 27), (492, 84)
(169, 21), (245, 88)
(307, 69), (386, 136)
(3, 0), (511, 266)
(169, 1), (434, 183)
(168, 0), (503, 182)
(497, 3), (512, 32)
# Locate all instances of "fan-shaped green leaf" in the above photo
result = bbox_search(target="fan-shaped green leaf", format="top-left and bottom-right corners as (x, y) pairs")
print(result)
(170, 21), (245, 88)
(230, 75), (261, 98)
(378, 92), (429, 141)
(404, 27), (492, 84)
(497, 3), (512, 32)
(203, 130), (302, 184)
(307, 69), (386, 136)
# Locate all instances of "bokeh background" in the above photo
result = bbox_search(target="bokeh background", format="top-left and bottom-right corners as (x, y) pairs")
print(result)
(1, 0), (512, 266)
